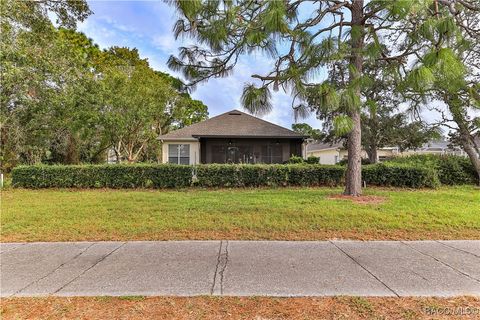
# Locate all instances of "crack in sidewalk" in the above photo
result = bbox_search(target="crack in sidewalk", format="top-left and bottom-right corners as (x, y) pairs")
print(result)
(401, 241), (480, 283)
(210, 241), (223, 295)
(13, 242), (96, 296)
(52, 241), (127, 294)
(219, 241), (229, 295)
(329, 241), (399, 297)
(210, 240), (229, 295)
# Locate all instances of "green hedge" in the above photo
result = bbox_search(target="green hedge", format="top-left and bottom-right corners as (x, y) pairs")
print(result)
(362, 163), (440, 188)
(12, 163), (443, 189)
(195, 164), (344, 187)
(11, 164), (193, 188)
(386, 154), (478, 185)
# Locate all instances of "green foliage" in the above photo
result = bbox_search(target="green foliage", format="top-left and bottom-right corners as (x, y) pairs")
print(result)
(291, 123), (321, 139)
(406, 66), (435, 92)
(13, 162), (455, 189)
(363, 163), (440, 188)
(387, 155), (478, 185)
(334, 84), (362, 113)
(305, 156), (320, 164)
(12, 163), (345, 188)
(333, 115), (354, 136)
(167, 0), (480, 195)
(241, 84), (273, 116)
(99, 48), (180, 162)
(287, 156), (304, 164)
(418, 48), (466, 92)
(263, 0), (289, 34)
(195, 164), (344, 187)
(337, 158), (371, 166)
(312, 83), (340, 112)
(0, 5), (210, 170)
(12, 164), (193, 188)
(1, 0), (91, 31)
(287, 164), (345, 186)
(172, 99), (209, 129)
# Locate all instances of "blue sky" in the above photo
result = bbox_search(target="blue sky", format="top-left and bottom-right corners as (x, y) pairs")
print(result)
(78, 0), (322, 129)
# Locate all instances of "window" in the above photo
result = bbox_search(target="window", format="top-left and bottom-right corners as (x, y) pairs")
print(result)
(168, 144), (190, 164)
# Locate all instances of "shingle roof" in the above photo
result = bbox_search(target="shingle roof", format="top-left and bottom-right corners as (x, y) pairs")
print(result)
(159, 109), (306, 140)
(306, 140), (343, 152)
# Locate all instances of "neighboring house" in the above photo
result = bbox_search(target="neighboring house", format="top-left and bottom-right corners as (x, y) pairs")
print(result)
(159, 110), (307, 164)
(307, 139), (468, 165)
(401, 140), (467, 157)
(306, 141), (344, 165)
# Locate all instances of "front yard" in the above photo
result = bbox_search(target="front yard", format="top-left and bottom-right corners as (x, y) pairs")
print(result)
(2, 186), (479, 242)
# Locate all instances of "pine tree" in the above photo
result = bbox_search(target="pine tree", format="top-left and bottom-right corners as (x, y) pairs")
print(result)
(402, 0), (480, 183)
(168, 0), (454, 195)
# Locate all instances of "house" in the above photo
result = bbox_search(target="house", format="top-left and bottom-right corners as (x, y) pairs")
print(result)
(307, 139), (468, 165)
(306, 141), (344, 165)
(159, 110), (307, 164)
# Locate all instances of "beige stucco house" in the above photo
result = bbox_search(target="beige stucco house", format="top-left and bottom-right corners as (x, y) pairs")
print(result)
(159, 110), (307, 165)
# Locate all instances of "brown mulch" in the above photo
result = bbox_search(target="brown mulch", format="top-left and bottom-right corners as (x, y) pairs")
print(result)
(1, 296), (479, 320)
(327, 194), (387, 205)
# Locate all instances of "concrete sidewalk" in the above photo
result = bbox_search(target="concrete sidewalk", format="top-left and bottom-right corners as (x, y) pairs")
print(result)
(1, 241), (479, 297)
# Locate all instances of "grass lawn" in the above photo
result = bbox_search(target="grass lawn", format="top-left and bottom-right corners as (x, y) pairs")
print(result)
(2, 296), (479, 320)
(1, 186), (479, 242)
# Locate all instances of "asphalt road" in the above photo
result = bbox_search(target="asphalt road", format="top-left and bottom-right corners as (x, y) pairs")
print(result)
(1, 240), (479, 297)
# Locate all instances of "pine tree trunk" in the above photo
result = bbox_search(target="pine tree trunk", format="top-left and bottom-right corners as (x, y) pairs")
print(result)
(369, 96), (378, 164)
(345, 111), (363, 195)
(461, 138), (480, 185)
(449, 99), (480, 185)
(344, 0), (364, 196)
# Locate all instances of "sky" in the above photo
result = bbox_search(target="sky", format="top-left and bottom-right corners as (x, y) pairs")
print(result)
(78, 0), (323, 129)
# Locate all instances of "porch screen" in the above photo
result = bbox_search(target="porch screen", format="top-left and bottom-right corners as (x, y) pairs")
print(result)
(208, 142), (284, 164)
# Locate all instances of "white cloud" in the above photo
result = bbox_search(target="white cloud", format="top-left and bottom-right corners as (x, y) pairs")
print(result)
(152, 34), (177, 53)
(79, 1), (324, 130)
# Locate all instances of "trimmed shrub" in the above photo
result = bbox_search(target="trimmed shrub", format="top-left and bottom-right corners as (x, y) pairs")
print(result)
(386, 154), (477, 185)
(12, 164), (192, 189)
(12, 163), (442, 189)
(287, 164), (345, 186)
(194, 164), (240, 187)
(362, 163), (440, 188)
(305, 156), (320, 164)
(338, 158), (371, 166)
(287, 156), (304, 164)
(195, 164), (344, 187)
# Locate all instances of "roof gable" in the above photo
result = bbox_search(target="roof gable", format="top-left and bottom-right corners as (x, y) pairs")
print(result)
(159, 109), (306, 140)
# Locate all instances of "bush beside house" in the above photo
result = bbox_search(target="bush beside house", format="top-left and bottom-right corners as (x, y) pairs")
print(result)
(12, 164), (346, 189)
(386, 155), (478, 185)
(11, 164), (192, 189)
(362, 163), (440, 188)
